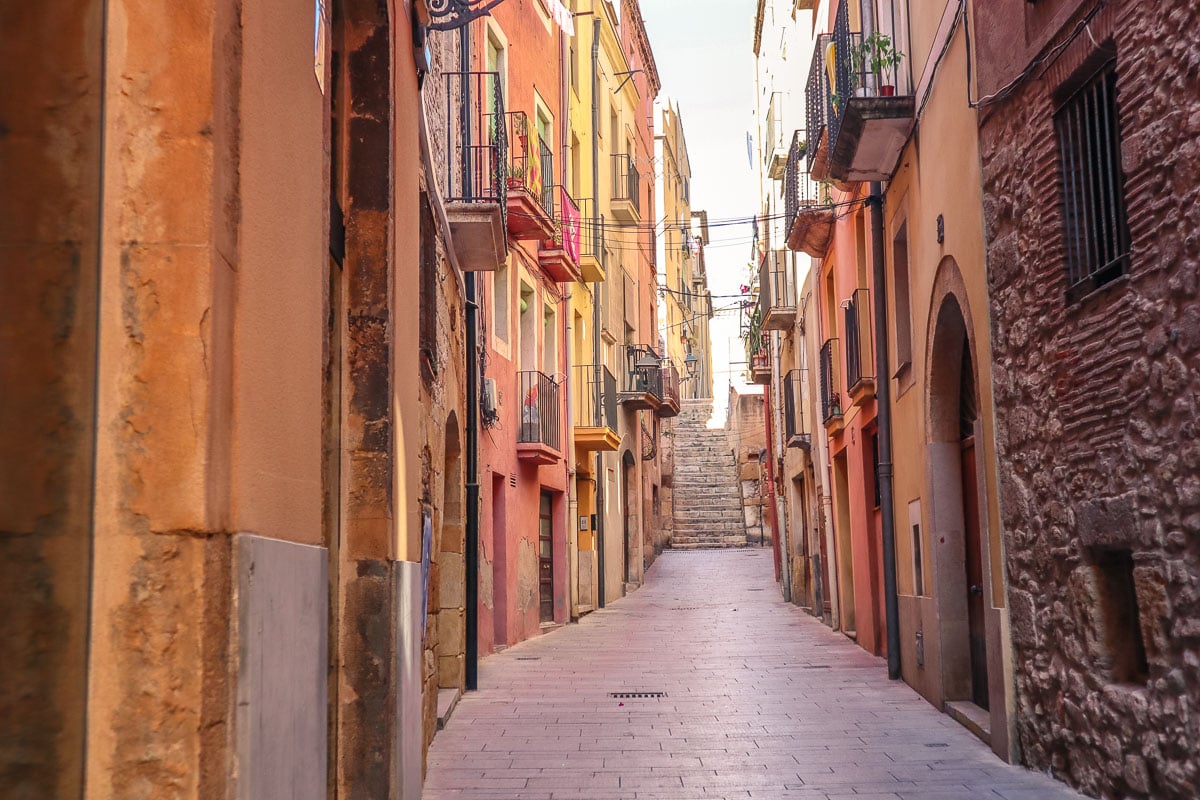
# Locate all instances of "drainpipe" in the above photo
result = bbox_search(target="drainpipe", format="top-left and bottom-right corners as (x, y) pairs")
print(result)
(859, 0), (900, 682)
(771, 330), (791, 601)
(869, 184), (900, 681)
(591, 15), (605, 609)
(460, 23), (480, 692)
(761, 377), (783, 580)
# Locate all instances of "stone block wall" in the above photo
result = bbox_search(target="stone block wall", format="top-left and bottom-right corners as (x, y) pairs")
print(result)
(977, 2), (1200, 796)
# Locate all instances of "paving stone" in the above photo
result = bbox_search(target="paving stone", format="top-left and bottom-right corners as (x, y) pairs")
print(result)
(424, 550), (1086, 799)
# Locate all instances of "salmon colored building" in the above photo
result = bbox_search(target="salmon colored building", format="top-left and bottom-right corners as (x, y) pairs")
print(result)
(471, 0), (578, 653)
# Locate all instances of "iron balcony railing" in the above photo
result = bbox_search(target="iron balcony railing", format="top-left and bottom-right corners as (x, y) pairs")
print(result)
(612, 154), (640, 215)
(660, 362), (682, 408)
(575, 198), (606, 267)
(517, 370), (561, 451)
(765, 91), (786, 172)
(572, 364), (617, 430)
(445, 71), (507, 223)
(820, 338), (843, 423)
(844, 287), (874, 393)
(784, 130), (830, 233)
(550, 185), (580, 252)
(759, 250), (796, 312)
(805, 33), (833, 173)
(538, 136), (555, 217)
(624, 344), (663, 398)
(504, 112), (555, 220)
(784, 368), (810, 446)
(827, 1), (864, 161)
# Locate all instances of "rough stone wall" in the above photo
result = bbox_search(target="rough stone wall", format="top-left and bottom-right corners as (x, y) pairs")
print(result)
(417, 24), (470, 763)
(0, 2), (103, 795)
(978, 3), (1200, 797)
(727, 390), (769, 539)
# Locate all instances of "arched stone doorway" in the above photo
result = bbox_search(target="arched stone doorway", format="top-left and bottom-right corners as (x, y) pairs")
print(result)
(434, 415), (465, 693)
(926, 260), (990, 711)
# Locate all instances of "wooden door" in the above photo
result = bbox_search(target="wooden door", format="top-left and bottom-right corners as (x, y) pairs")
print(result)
(539, 491), (554, 623)
(961, 436), (989, 709)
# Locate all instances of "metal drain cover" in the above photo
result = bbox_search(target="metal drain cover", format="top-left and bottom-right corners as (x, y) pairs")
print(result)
(609, 691), (668, 699)
(516, 657), (541, 661)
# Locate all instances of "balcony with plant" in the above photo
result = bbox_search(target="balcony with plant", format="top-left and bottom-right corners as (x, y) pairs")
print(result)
(504, 111), (557, 241)
(810, 0), (915, 183)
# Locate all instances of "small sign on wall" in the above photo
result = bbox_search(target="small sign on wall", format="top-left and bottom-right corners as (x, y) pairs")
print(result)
(314, 0), (328, 94)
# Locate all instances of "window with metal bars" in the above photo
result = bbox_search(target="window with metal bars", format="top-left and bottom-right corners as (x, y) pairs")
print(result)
(1054, 60), (1130, 301)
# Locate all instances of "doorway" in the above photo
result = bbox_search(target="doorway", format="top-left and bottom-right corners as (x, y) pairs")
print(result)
(927, 283), (990, 711)
(621, 451), (636, 585)
(538, 491), (554, 623)
(832, 452), (856, 635)
(492, 474), (508, 646)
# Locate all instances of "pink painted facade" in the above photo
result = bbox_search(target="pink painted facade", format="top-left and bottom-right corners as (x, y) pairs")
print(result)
(472, 3), (573, 653)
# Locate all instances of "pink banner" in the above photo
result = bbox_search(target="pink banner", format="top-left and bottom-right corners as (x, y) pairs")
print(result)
(561, 186), (581, 263)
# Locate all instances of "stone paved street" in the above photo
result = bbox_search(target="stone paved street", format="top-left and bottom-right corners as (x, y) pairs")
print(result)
(424, 549), (1084, 800)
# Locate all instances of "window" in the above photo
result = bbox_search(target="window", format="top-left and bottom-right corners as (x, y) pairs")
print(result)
(419, 192), (437, 375)
(493, 260), (509, 343)
(891, 221), (912, 372)
(1055, 59), (1129, 300)
(1091, 548), (1148, 684)
(908, 500), (924, 596)
(519, 282), (536, 369)
(543, 303), (557, 376)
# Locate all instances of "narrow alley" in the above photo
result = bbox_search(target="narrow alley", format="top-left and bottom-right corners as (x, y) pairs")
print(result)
(425, 550), (1083, 800)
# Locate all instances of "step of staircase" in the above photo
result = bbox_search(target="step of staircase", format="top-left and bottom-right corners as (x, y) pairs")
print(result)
(668, 403), (748, 551)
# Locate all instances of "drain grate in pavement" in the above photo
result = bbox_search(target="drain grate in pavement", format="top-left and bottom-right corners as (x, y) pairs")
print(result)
(801, 664), (831, 669)
(515, 657), (541, 661)
(747, 588), (765, 591)
(671, 606), (700, 610)
(609, 691), (668, 699)
(925, 742), (950, 748)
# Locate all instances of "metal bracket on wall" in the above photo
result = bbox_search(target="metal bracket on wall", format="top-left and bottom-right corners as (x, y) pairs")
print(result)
(425, 0), (510, 31)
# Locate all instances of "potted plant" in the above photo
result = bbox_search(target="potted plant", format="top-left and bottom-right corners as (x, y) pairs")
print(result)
(507, 163), (526, 190)
(852, 32), (904, 96)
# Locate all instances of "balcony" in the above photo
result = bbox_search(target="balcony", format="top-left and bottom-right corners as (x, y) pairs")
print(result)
(517, 370), (562, 465)
(750, 348), (772, 385)
(765, 92), (788, 180)
(537, 187), (583, 283)
(759, 250), (796, 331)
(572, 364), (620, 451)
(805, 33), (833, 180)
(504, 112), (556, 241)
(820, 1), (915, 182)
(619, 345), (663, 411)
(784, 369), (812, 451)
(610, 154), (641, 224)
(444, 71), (508, 271)
(844, 287), (875, 405)
(820, 338), (844, 431)
(784, 130), (836, 258)
(657, 363), (681, 418)
(575, 198), (606, 282)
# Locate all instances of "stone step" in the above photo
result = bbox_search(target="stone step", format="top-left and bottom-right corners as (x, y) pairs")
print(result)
(669, 541), (749, 550)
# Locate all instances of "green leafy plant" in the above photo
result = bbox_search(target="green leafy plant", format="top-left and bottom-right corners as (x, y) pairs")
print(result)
(852, 32), (904, 92)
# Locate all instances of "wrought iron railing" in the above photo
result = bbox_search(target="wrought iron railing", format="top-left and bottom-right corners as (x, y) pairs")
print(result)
(784, 368), (810, 445)
(445, 71), (507, 224)
(820, 338), (843, 423)
(759, 250), (795, 312)
(612, 154), (640, 215)
(517, 370), (560, 450)
(624, 344), (663, 397)
(844, 287), (874, 392)
(660, 363), (681, 408)
(828, 2), (864, 160)
(572, 364), (617, 430)
(784, 130), (831, 234)
(538, 136), (555, 217)
(576, 198), (605, 267)
(805, 33), (833, 173)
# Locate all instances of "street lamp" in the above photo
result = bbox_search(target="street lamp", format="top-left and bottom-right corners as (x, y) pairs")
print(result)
(684, 352), (698, 380)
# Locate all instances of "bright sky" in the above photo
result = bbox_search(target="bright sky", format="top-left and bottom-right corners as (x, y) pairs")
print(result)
(640, 0), (760, 424)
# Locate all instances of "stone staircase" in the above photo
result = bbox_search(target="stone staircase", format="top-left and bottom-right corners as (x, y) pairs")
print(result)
(669, 400), (748, 549)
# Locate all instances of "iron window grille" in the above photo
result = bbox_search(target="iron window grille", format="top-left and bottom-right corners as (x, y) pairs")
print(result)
(1055, 59), (1129, 301)
(784, 369), (810, 449)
